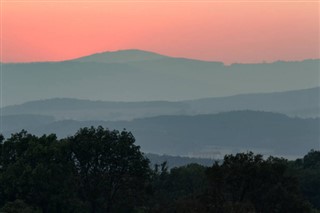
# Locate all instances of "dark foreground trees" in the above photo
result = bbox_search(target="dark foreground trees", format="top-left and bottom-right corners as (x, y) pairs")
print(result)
(0, 127), (319, 213)
(290, 150), (320, 210)
(0, 131), (74, 212)
(0, 127), (151, 213)
(68, 127), (150, 212)
(204, 153), (312, 213)
(148, 153), (316, 213)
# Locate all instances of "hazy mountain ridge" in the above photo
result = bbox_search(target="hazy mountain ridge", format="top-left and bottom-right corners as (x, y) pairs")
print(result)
(72, 49), (169, 63)
(1, 114), (55, 133)
(2, 98), (189, 121)
(184, 87), (320, 118)
(2, 50), (319, 106)
(1, 50), (319, 159)
(2, 87), (319, 121)
(2, 111), (318, 158)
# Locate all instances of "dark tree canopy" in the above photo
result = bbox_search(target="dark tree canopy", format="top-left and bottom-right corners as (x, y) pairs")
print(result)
(68, 126), (151, 213)
(205, 152), (312, 213)
(0, 131), (76, 212)
(290, 150), (320, 210)
(0, 127), (151, 213)
(0, 129), (319, 213)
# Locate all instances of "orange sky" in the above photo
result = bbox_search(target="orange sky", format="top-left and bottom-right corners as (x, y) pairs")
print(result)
(1, 1), (319, 64)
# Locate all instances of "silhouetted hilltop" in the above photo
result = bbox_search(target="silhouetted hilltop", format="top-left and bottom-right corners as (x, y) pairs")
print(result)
(72, 49), (168, 63)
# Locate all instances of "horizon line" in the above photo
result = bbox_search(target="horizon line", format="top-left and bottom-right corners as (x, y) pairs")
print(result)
(1, 49), (320, 65)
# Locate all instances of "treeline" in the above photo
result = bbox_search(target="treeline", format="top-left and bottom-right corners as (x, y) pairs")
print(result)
(0, 127), (319, 213)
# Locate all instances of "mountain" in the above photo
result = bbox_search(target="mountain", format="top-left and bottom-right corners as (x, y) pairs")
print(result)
(2, 87), (319, 120)
(1, 114), (55, 133)
(2, 49), (319, 106)
(2, 98), (189, 121)
(184, 87), (320, 118)
(72, 49), (169, 63)
(2, 111), (318, 159)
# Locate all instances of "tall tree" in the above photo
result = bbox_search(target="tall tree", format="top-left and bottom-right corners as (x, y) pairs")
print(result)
(68, 126), (151, 213)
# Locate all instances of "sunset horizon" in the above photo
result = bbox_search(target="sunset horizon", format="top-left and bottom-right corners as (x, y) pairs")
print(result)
(1, 48), (320, 65)
(2, 1), (319, 63)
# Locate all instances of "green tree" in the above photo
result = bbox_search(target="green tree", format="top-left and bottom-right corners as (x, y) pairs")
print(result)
(149, 163), (207, 212)
(0, 131), (78, 213)
(68, 126), (151, 213)
(0, 199), (41, 213)
(205, 152), (312, 213)
(291, 150), (320, 210)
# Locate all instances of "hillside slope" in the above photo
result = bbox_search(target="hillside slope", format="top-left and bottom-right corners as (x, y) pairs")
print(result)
(3, 111), (318, 158)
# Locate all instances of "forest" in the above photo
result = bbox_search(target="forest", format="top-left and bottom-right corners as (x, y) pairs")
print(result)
(0, 126), (319, 213)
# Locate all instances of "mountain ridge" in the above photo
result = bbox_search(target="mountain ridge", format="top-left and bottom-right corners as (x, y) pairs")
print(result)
(2, 87), (319, 120)
(71, 49), (169, 63)
(2, 53), (319, 106)
(2, 110), (318, 158)
(2, 49), (319, 65)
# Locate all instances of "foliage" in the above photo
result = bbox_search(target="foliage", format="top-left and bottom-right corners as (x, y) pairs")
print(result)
(0, 199), (41, 213)
(68, 126), (151, 212)
(149, 162), (207, 212)
(290, 150), (320, 210)
(0, 130), (319, 213)
(0, 127), (151, 213)
(205, 152), (312, 213)
(0, 131), (76, 212)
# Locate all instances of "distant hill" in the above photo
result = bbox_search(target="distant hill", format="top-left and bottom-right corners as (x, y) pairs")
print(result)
(72, 49), (168, 63)
(2, 111), (318, 158)
(2, 87), (319, 120)
(1, 114), (55, 133)
(184, 87), (320, 118)
(2, 49), (319, 106)
(2, 98), (189, 121)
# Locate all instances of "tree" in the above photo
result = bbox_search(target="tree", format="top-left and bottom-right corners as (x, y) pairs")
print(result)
(0, 199), (41, 213)
(0, 131), (78, 213)
(68, 126), (151, 213)
(291, 150), (320, 210)
(205, 152), (312, 213)
(148, 163), (207, 212)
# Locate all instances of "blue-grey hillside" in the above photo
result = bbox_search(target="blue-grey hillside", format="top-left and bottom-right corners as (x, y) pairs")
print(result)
(2, 87), (319, 120)
(2, 50), (319, 106)
(2, 111), (318, 159)
(2, 98), (189, 121)
(184, 87), (320, 118)
(1, 114), (54, 133)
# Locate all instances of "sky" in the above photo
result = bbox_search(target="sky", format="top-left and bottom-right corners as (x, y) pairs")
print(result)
(1, 1), (319, 64)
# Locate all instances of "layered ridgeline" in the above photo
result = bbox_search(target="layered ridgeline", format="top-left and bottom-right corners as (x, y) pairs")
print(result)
(1, 111), (319, 159)
(2, 49), (319, 106)
(2, 87), (319, 121)
(1, 50), (319, 159)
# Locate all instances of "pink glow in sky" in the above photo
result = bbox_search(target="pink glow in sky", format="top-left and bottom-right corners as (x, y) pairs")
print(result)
(1, 1), (319, 64)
